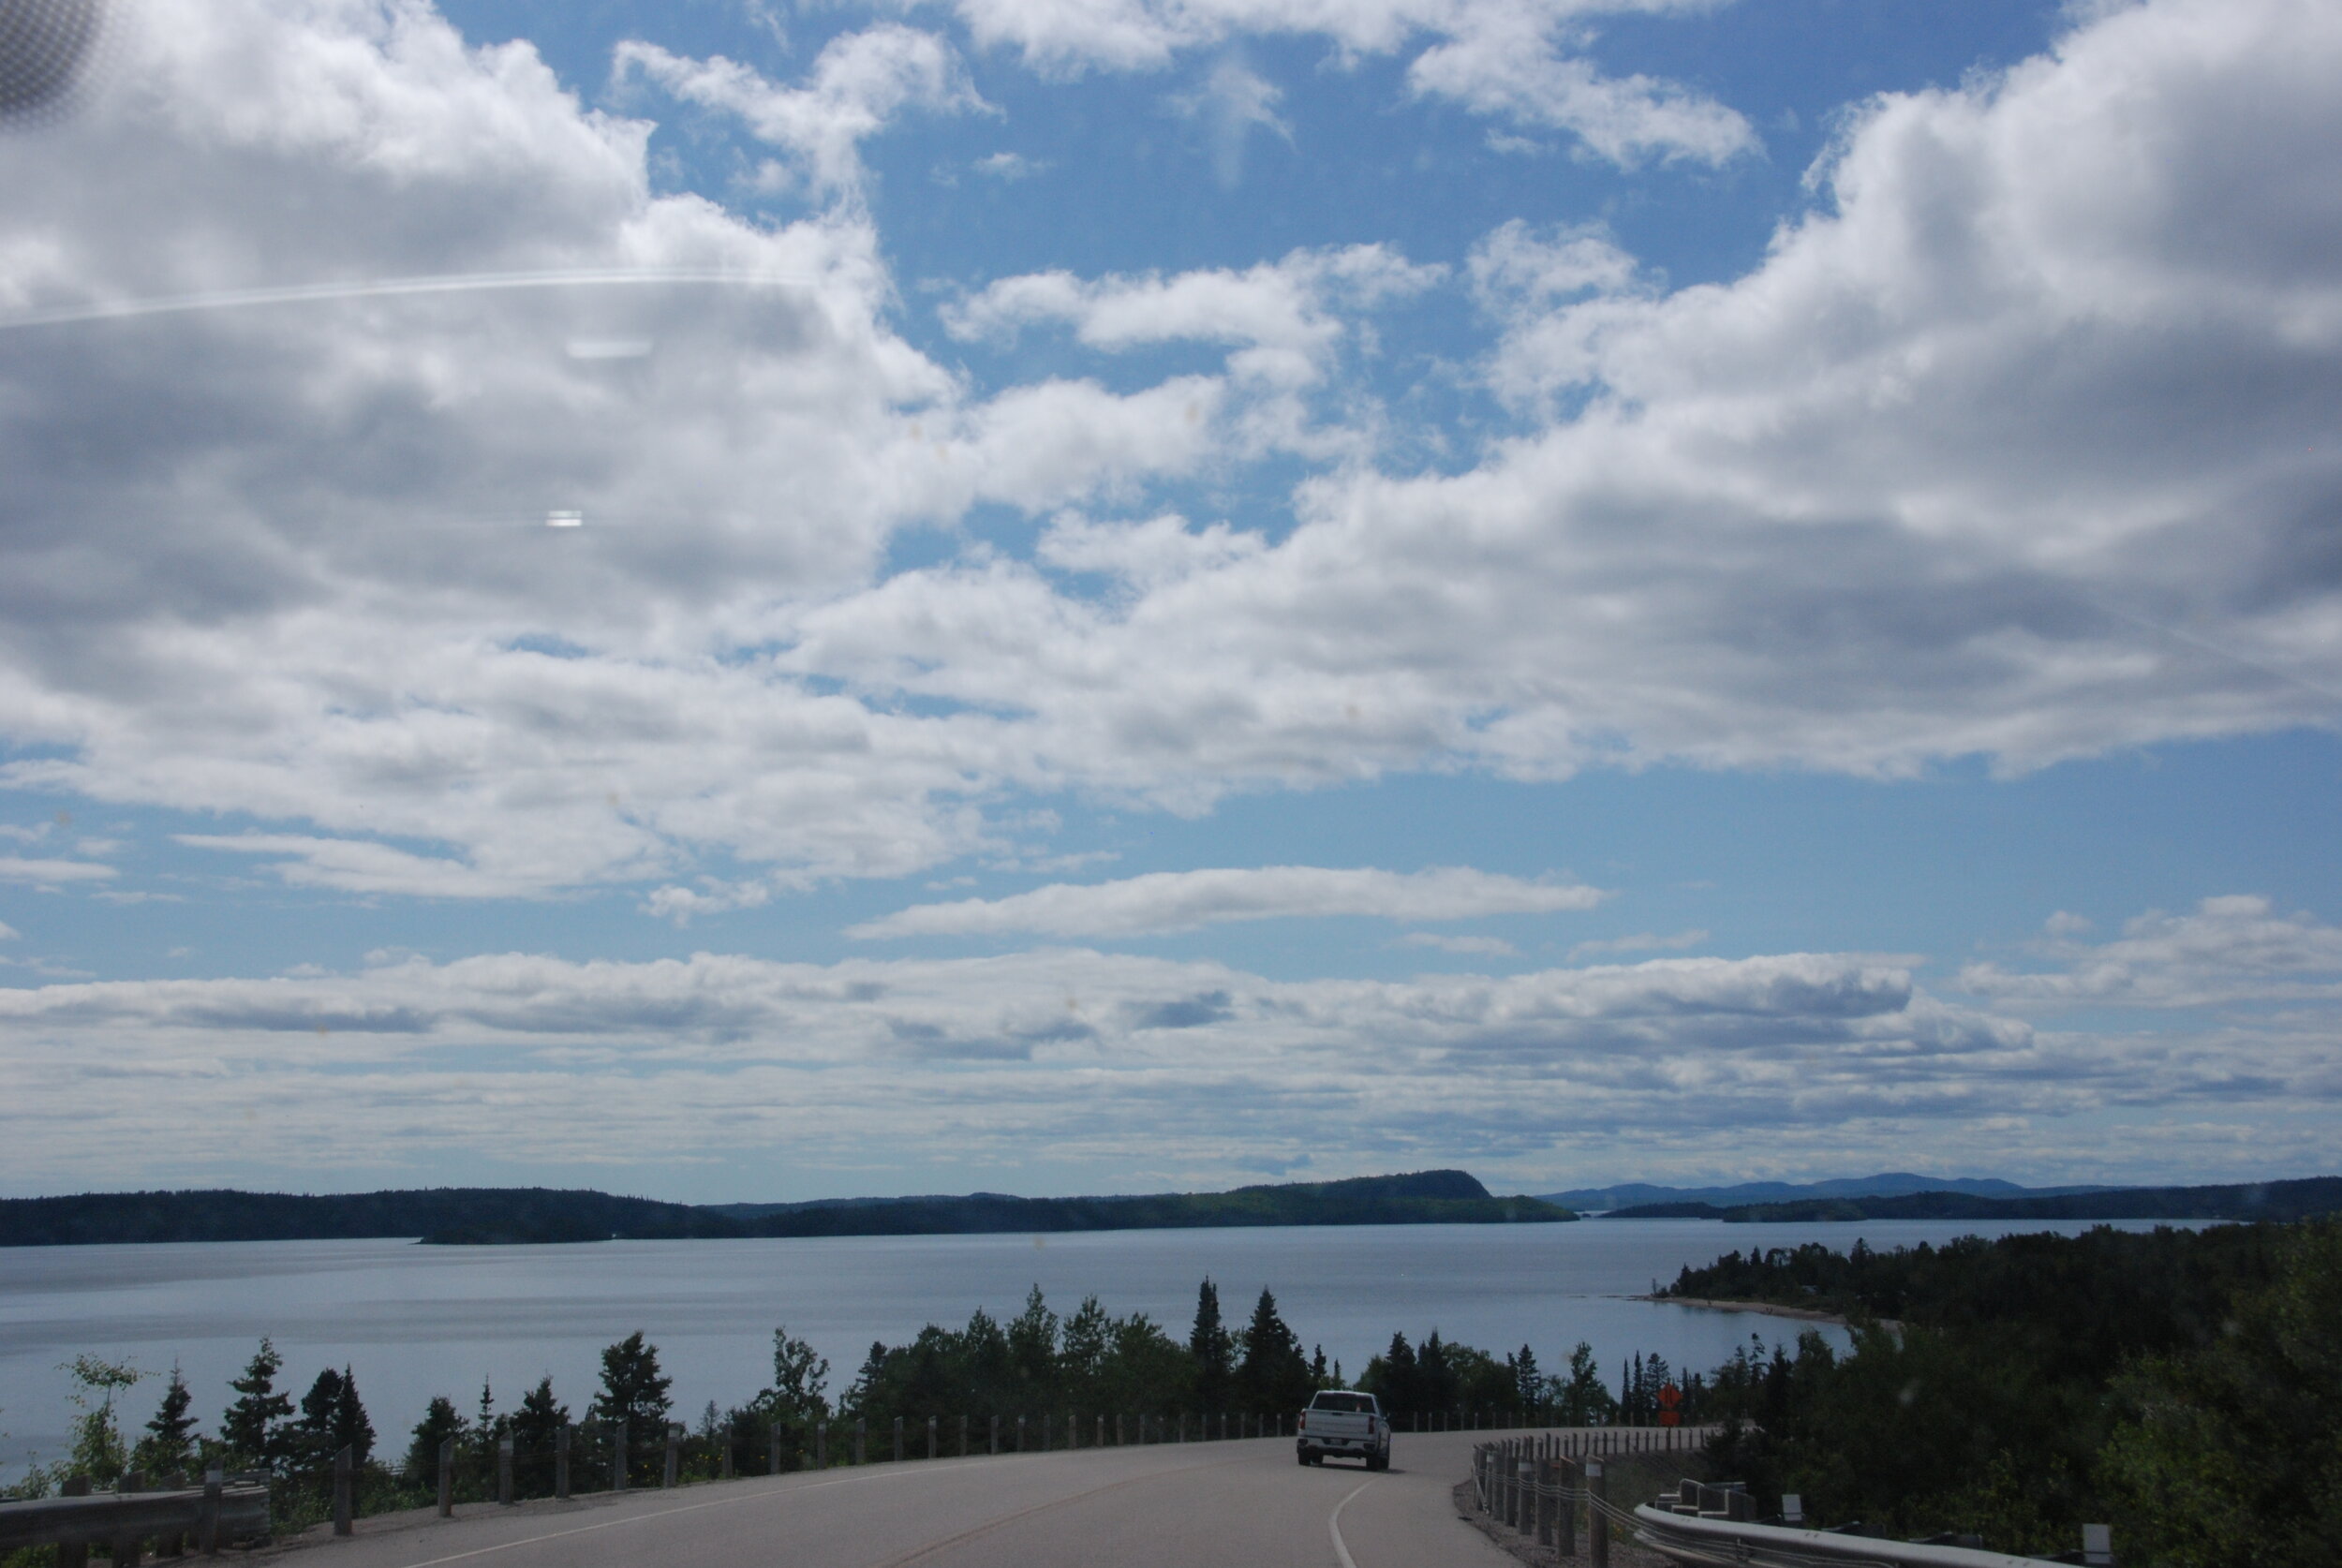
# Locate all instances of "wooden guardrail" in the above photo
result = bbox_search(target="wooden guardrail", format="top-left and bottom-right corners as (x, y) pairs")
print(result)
(0, 1477), (269, 1560)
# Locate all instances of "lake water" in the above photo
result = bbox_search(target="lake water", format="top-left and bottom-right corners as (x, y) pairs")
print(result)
(0, 1218), (2177, 1475)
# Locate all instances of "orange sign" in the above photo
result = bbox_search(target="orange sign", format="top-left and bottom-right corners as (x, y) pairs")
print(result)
(1657, 1383), (1682, 1427)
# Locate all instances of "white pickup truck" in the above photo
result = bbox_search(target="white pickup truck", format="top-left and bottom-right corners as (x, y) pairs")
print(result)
(1295, 1389), (1390, 1470)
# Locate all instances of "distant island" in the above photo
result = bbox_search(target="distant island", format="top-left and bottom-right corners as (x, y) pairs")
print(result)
(1534, 1170), (2121, 1211)
(0, 1169), (1576, 1247)
(1599, 1175), (2342, 1224)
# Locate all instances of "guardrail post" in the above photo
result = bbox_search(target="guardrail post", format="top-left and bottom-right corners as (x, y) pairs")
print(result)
(927, 1415), (938, 1459)
(815, 1421), (827, 1471)
(1536, 1457), (1554, 1546)
(960, 1414), (970, 1457)
(198, 1469), (220, 1557)
(498, 1434), (515, 1504)
(1097, 1414), (1105, 1448)
(1558, 1457), (1577, 1557)
(557, 1423), (572, 1499)
(1017, 1415), (1027, 1453)
(438, 1436), (456, 1516)
(989, 1414), (1000, 1455)
(1587, 1458), (1608, 1568)
(721, 1438), (733, 1481)
(854, 1418), (866, 1467)
(768, 1426), (781, 1477)
(57, 1474), (90, 1568)
(893, 1417), (904, 1464)
(334, 1443), (355, 1534)
(1046, 1413), (1056, 1450)
(615, 1420), (630, 1491)
(112, 1471), (144, 1568)
(663, 1426), (680, 1488)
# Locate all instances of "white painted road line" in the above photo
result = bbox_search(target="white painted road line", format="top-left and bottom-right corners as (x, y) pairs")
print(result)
(1328, 1477), (1377, 1568)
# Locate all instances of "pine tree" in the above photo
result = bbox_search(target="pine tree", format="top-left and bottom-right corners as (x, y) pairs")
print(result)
(334, 1367), (375, 1465)
(1513, 1345), (1541, 1417)
(296, 1368), (348, 1472)
(512, 1376), (568, 1453)
(137, 1363), (200, 1478)
(405, 1395), (465, 1480)
(1235, 1288), (1312, 1415)
(221, 1339), (293, 1469)
(588, 1332), (673, 1440)
(1187, 1280), (1234, 1413)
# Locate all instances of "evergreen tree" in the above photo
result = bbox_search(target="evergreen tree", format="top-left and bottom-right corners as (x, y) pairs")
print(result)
(512, 1377), (568, 1454)
(334, 1367), (376, 1465)
(295, 1368), (348, 1472)
(1187, 1280), (1235, 1413)
(1512, 1344), (1542, 1415)
(1558, 1341), (1609, 1426)
(587, 1332), (672, 1438)
(1235, 1288), (1313, 1415)
(136, 1363), (200, 1478)
(405, 1395), (464, 1480)
(1007, 1286), (1059, 1392)
(221, 1339), (293, 1469)
(1310, 1345), (1329, 1388)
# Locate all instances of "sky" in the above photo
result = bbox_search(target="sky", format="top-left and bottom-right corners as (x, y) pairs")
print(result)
(0, 0), (2337, 1203)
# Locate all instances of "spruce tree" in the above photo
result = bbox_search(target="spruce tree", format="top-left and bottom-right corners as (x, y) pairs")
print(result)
(221, 1339), (293, 1469)
(1235, 1288), (1312, 1415)
(334, 1367), (375, 1465)
(296, 1368), (348, 1472)
(1187, 1279), (1234, 1413)
(138, 1363), (200, 1478)
(405, 1395), (464, 1480)
(588, 1332), (672, 1438)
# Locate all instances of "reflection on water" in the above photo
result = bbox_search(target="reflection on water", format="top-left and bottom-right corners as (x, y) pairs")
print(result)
(0, 1218), (2174, 1474)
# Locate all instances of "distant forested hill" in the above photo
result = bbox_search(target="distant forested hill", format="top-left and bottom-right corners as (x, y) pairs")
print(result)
(0, 1169), (1573, 1246)
(1605, 1174), (2342, 1223)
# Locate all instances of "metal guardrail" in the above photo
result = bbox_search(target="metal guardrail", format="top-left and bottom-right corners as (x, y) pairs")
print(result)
(1631, 1504), (2053, 1568)
(0, 1483), (270, 1555)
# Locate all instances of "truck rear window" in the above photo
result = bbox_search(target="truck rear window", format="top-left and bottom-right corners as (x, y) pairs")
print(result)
(1309, 1393), (1374, 1413)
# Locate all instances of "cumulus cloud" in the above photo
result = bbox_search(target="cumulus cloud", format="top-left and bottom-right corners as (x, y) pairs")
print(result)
(848, 864), (1604, 938)
(1959, 895), (2342, 1008)
(0, 938), (2327, 1190)
(942, 0), (1749, 167)
(613, 24), (986, 199)
(0, 0), (2338, 910)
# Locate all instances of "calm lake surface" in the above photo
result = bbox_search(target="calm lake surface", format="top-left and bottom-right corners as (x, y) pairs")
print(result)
(0, 1218), (2176, 1474)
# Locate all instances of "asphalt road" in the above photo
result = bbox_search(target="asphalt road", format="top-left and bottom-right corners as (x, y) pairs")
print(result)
(268, 1432), (1515, 1568)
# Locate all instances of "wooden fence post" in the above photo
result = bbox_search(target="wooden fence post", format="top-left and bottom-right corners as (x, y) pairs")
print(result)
(989, 1414), (1000, 1455)
(1017, 1415), (1027, 1453)
(927, 1415), (938, 1459)
(556, 1424), (571, 1500)
(56, 1474), (90, 1568)
(1115, 1413), (1123, 1447)
(768, 1426), (781, 1477)
(1587, 1458), (1608, 1568)
(614, 1420), (629, 1492)
(437, 1436), (456, 1516)
(854, 1418), (866, 1467)
(334, 1443), (355, 1534)
(1097, 1414), (1105, 1448)
(893, 1417), (903, 1464)
(960, 1414), (970, 1457)
(197, 1469), (220, 1558)
(499, 1435), (515, 1504)
(1557, 1457), (1577, 1558)
(112, 1471), (145, 1568)
(815, 1421), (827, 1471)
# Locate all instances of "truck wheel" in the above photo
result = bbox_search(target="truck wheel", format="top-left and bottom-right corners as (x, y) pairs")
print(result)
(1367, 1454), (1387, 1472)
(1297, 1449), (1310, 1466)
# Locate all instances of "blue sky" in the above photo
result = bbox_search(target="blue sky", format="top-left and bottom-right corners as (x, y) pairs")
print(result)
(1, 0), (2337, 1202)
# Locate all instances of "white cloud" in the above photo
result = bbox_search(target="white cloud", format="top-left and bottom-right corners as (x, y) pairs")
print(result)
(0, 0), (2336, 910)
(941, 0), (1750, 168)
(0, 921), (19, 939)
(972, 150), (1045, 179)
(849, 865), (1604, 938)
(0, 857), (117, 884)
(1959, 895), (2342, 1008)
(614, 25), (986, 199)
(1400, 932), (1519, 955)
(0, 939), (2327, 1190)
(1170, 54), (1290, 189)
(1567, 928), (1708, 960)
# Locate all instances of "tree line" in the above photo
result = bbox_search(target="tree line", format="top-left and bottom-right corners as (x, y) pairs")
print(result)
(1668, 1219), (2338, 1566)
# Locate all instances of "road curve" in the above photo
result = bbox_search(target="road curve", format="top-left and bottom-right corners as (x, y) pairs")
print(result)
(266, 1433), (1513, 1568)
